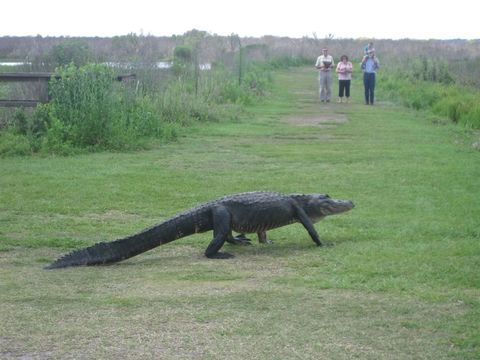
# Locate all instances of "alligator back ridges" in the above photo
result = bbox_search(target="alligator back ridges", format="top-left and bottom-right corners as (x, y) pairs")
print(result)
(44, 215), (198, 269)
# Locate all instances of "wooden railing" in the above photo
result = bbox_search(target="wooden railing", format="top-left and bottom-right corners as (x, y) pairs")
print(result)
(0, 73), (136, 107)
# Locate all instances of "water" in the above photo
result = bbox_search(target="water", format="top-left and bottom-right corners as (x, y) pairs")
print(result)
(0, 61), (212, 70)
(0, 62), (31, 66)
(105, 61), (211, 70)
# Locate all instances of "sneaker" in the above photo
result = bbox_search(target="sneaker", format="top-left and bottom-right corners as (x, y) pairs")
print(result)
(337, 98), (342, 103)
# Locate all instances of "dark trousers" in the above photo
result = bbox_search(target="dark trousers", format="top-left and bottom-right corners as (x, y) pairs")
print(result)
(363, 72), (376, 104)
(338, 80), (351, 97)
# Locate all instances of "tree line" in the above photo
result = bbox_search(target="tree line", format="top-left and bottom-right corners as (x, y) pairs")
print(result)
(1, 31), (479, 67)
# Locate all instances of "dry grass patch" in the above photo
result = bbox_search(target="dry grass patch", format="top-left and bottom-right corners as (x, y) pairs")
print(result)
(0, 247), (469, 360)
(286, 113), (348, 127)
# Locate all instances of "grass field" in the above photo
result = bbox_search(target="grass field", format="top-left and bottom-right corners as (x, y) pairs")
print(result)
(1, 67), (479, 359)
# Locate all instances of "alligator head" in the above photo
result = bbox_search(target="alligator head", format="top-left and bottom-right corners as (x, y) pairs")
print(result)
(294, 194), (355, 222)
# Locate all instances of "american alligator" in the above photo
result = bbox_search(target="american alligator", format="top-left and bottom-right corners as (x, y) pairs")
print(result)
(45, 191), (354, 269)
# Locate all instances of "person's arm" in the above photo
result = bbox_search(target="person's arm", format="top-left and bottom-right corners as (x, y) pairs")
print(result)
(360, 59), (366, 71)
(346, 62), (353, 73)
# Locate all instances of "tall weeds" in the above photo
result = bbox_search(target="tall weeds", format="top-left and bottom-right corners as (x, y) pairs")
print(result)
(379, 62), (480, 129)
(0, 60), (271, 156)
(47, 64), (117, 148)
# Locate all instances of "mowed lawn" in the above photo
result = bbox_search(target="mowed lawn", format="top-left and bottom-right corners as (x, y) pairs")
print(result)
(0, 67), (479, 359)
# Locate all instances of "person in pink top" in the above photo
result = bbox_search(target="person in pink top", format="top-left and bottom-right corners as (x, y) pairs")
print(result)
(336, 55), (353, 103)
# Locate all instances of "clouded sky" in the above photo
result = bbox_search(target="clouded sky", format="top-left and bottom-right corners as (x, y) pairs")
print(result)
(1, 0), (478, 39)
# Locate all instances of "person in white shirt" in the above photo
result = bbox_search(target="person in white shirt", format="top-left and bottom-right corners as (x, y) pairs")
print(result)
(315, 48), (335, 102)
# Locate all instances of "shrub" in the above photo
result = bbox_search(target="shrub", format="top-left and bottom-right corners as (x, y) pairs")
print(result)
(159, 81), (219, 124)
(174, 45), (193, 63)
(460, 105), (480, 128)
(209, 63), (272, 105)
(42, 116), (77, 155)
(47, 64), (118, 148)
(0, 57), (270, 156)
(267, 56), (310, 69)
(433, 96), (465, 123)
(124, 95), (178, 141)
(379, 73), (480, 129)
(0, 131), (32, 157)
(39, 63), (177, 153)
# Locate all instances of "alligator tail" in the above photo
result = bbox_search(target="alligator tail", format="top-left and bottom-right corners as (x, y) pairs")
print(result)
(45, 217), (189, 269)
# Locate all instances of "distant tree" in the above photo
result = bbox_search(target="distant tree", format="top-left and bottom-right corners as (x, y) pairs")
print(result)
(48, 40), (92, 67)
(174, 45), (193, 63)
(174, 30), (209, 95)
(323, 33), (334, 48)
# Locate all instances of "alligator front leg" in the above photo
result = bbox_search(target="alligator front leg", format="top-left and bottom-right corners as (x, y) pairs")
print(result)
(293, 203), (323, 246)
(205, 206), (235, 259)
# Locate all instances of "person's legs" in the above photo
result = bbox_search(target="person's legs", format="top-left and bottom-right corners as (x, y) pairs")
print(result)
(325, 72), (332, 102)
(370, 73), (376, 104)
(319, 73), (326, 101)
(364, 73), (376, 104)
(338, 80), (345, 102)
(363, 73), (370, 104)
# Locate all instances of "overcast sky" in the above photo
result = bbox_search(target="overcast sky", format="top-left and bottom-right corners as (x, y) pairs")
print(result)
(1, 0), (478, 40)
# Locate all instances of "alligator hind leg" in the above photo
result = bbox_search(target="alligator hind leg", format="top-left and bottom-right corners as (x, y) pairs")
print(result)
(257, 231), (273, 244)
(205, 206), (234, 259)
(226, 231), (273, 245)
(227, 233), (252, 246)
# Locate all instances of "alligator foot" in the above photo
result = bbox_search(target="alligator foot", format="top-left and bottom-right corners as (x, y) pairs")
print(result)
(227, 234), (252, 246)
(207, 252), (235, 259)
(318, 241), (334, 247)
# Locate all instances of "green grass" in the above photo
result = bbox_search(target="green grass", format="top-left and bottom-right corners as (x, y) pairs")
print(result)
(1, 67), (479, 359)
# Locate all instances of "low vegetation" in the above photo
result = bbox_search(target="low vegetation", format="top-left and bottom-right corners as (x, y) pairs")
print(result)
(1, 34), (479, 156)
(0, 61), (272, 156)
(379, 58), (480, 128)
(0, 67), (478, 359)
